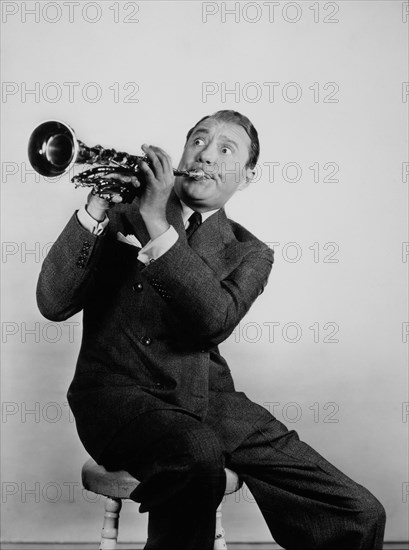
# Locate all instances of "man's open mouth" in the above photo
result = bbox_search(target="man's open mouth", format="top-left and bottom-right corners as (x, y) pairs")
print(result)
(189, 168), (215, 181)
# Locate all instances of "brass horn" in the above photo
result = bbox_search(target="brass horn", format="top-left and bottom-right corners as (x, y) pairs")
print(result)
(27, 120), (204, 203)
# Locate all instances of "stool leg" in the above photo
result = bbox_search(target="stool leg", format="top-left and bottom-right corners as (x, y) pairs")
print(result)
(100, 497), (122, 550)
(214, 502), (227, 550)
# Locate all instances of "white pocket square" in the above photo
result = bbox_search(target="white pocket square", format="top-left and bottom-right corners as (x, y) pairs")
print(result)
(117, 232), (142, 248)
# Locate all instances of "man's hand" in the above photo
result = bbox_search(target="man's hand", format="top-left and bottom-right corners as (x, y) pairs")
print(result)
(86, 193), (114, 222)
(86, 191), (123, 222)
(85, 172), (140, 221)
(137, 144), (174, 240)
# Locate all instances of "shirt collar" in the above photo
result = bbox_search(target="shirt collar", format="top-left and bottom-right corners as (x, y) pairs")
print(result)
(179, 199), (219, 228)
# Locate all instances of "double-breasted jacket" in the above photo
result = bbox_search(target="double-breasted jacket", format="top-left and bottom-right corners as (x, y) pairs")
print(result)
(36, 191), (274, 461)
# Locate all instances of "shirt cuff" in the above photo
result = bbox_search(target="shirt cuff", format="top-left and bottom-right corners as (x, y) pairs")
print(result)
(138, 225), (179, 265)
(76, 206), (109, 236)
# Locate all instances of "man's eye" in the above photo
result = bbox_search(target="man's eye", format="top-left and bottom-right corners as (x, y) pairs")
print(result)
(221, 147), (232, 155)
(194, 138), (204, 146)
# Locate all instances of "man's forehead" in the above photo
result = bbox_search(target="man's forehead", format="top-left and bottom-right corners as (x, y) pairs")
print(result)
(191, 118), (251, 146)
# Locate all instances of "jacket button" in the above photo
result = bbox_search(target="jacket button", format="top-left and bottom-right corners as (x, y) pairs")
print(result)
(141, 336), (152, 346)
(133, 282), (143, 292)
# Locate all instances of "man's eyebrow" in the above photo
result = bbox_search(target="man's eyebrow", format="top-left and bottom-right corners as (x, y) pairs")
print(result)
(219, 135), (239, 148)
(190, 127), (210, 136)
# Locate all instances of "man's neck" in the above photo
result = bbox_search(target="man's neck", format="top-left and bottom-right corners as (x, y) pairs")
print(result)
(178, 199), (219, 226)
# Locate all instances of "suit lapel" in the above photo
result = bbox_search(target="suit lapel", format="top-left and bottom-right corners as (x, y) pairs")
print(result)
(188, 208), (235, 256)
(166, 190), (186, 239)
(166, 188), (236, 255)
(165, 190), (237, 257)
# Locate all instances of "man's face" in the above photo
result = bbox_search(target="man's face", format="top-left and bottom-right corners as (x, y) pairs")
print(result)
(174, 118), (254, 212)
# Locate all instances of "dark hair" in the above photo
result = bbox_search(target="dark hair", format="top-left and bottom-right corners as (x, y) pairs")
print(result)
(185, 110), (260, 169)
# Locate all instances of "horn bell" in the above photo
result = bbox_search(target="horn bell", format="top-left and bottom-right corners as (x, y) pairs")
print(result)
(28, 120), (79, 177)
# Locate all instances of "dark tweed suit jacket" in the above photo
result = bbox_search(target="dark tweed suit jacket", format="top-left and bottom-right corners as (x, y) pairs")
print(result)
(37, 191), (274, 462)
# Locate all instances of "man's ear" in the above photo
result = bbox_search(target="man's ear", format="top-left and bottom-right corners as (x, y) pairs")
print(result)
(238, 167), (255, 191)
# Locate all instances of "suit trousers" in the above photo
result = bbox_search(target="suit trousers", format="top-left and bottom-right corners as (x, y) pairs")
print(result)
(99, 408), (386, 550)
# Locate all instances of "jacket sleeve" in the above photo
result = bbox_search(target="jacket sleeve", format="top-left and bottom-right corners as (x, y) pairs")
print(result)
(36, 213), (106, 322)
(142, 237), (274, 347)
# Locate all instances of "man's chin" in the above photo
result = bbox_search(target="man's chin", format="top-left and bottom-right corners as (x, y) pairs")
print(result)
(182, 178), (213, 196)
(174, 184), (212, 209)
(174, 176), (214, 203)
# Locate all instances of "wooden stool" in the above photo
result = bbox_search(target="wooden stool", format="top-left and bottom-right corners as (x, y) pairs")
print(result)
(82, 458), (242, 550)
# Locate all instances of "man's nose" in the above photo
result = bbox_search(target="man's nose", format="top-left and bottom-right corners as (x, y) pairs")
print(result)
(197, 142), (217, 164)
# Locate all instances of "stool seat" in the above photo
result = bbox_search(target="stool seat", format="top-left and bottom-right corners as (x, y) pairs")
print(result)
(82, 458), (241, 549)
(82, 458), (241, 498)
(82, 459), (140, 499)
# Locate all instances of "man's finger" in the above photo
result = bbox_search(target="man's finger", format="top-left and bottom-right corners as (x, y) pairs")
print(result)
(101, 173), (138, 183)
(148, 146), (172, 173)
(138, 159), (156, 186)
(110, 195), (123, 203)
(141, 144), (163, 176)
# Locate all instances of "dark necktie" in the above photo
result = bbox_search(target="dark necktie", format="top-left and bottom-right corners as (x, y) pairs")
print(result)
(185, 211), (202, 240)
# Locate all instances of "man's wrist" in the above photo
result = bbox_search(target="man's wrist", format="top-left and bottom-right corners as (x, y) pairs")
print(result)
(86, 202), (108, 222)
(144, 219), (171, 241)
(138, 225), (178, 265)
(140, 210), (170, 241)
(77, 205), (109, 236)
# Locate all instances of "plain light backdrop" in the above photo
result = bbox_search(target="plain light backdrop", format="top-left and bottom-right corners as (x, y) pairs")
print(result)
(1, 0), (408, 544)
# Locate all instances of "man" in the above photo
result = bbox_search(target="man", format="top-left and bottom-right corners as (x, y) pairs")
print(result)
(37, 110), (385, 549)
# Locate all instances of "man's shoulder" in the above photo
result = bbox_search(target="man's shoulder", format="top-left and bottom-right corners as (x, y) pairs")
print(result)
(225, 216), (272, 256)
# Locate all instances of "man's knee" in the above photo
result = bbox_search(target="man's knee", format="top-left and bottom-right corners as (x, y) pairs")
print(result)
(353, 485), (385, 520)
(347, 486), (386, 547)
(309, 490), (386, 550)
(360, 491), (386, 529)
